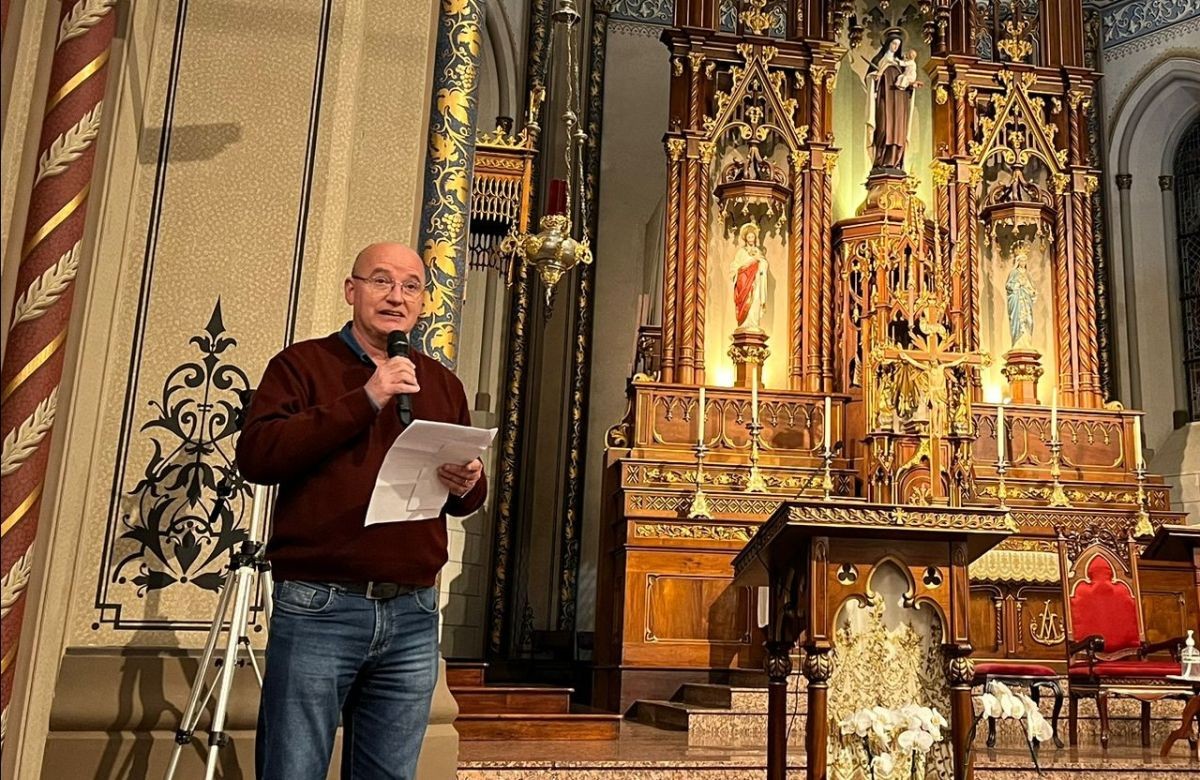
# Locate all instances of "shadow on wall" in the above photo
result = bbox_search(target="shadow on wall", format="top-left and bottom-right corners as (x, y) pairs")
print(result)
(140, 123), (242, 164)
(1150, 422), (1200, 522)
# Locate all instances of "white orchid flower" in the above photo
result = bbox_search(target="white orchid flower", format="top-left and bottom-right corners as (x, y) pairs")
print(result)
(852, 709), (874, 737)
(914, 729), (934, 752)
(977, 692), (1002, 718)
(930, 709), (948, 729)
(872, 752), (895, 776)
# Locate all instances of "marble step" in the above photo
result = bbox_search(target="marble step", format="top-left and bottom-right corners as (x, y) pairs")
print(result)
(674, 683), (797, 712)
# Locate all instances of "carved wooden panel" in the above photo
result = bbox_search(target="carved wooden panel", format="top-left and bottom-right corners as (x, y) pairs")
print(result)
(645, 574), (752, 645)
(1014, 586), (1066, 660)
(1139, 562), (1198, 645)
(970, 586), (1003, 654)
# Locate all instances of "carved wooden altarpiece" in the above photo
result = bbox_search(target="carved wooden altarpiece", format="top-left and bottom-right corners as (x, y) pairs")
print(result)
(593, 3), (1197, 759)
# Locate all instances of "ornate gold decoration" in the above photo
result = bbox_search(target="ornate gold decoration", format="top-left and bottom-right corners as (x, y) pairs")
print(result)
(671, 57), (683, 77)
(997, 17), (1034, 62)
(740, 0), (772, 36)
(665, 137), (686, 162)
(970, 70), (1067, 172)
(803, 648), (834, 683)
(1029, 600), (1066, 646)
(634, 523), (752, 542)
(935, 84), (948, 105)
(971, 548), (1059, 584)
(828, 597), (953, 774)
(628, 492), (780, 517)
(946, 654), (975, 686)
(417, 0), (484, 365)
(785, 503), (1014, 533)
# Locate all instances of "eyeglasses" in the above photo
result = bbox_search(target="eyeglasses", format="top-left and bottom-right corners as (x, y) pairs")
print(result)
(351, 274), (424, 299)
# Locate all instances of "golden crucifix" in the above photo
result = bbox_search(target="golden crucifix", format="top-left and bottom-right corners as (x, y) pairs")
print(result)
(878, 304), (989, 502)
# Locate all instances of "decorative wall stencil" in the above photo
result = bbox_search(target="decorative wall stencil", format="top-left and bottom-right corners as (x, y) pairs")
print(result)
(87, 0), (336, 638)
(99, 302), (251, 626)
(611, 0), (673, 25)
(1101, 0), (1200, 48)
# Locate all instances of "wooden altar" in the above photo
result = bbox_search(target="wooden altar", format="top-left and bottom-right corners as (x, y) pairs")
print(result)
(732, 499), (1012, 779)
(592, 0), (1196, 748)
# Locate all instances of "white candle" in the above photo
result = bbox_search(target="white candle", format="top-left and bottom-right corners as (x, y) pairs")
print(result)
(996, 403), (1005, 463)
(1133, 414), (1143, 470)
(751, 369), (759, 426)
(748, 364), (758, 424)
(1051, 388), (1058, 443)
(697, 386), (706, 447)
(824, 395), (832, 452)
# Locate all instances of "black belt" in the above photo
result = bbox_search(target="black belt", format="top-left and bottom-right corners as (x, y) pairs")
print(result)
(328, 581), (422, 600)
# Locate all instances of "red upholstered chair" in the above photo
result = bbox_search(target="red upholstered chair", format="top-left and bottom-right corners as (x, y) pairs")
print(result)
(1058, 531), (1193, 748)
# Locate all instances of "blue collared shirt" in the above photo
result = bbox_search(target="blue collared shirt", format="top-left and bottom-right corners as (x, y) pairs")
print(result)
(339, 321), (375, 367)
(339, 322), (382, 410)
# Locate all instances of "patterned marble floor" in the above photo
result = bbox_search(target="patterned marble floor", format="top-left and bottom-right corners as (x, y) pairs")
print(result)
(458, 721), (1200, 779)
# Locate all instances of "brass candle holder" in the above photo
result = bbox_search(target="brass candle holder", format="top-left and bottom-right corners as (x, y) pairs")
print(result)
(688, 441), (713, 519)
(821, 445), (834, 500)
(995, 456), (1009, 510)
(745, 420), (768, 493)
(1133, 462), (1154, 538)
(1047, 438), (1072, 508)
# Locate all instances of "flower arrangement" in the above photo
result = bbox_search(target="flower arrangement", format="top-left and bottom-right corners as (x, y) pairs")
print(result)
(838, 703), (948, 779)
(971, 680), (1053, 773)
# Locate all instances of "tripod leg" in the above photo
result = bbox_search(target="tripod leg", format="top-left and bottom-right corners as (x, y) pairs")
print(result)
(204, 564), (256, 780)
(164, 569), (237, 780)
(260, 566), (275, 624)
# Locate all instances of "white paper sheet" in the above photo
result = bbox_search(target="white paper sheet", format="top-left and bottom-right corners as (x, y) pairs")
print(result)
(365, 420), (497, 525)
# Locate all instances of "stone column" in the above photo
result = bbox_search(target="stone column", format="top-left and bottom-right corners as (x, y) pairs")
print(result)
(0, 0), (117, 731)
(415, 0), (484, 369)
(1116, 172), (1141, 408)
(1159, 174), (1189, 419)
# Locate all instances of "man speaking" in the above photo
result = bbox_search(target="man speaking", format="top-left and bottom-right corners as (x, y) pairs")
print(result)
(237, 242), (486, 780)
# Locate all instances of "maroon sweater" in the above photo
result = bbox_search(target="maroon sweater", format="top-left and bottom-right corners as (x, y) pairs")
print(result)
(235, 331), (487, 585)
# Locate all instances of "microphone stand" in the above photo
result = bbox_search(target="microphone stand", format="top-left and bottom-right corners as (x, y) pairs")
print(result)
(164, 476), (274, 779)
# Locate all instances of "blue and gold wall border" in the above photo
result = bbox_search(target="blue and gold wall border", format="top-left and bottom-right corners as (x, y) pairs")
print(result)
(416, 0), (485, 368)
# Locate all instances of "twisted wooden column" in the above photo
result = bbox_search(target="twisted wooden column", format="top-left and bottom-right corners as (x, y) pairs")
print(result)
(662, 139), (684, 384)
(788, 152), (807, 389)
(1054, 192), (1077, 405)
(694, 142), (714, 385)
(0, 0), (117, 727)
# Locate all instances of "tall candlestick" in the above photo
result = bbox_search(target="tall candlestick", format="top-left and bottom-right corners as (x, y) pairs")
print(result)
(1133, 414), (1143, 470)
(823, 395), (832, 452)
(751, 369), (759, 426)
(997, 403), (1005, 463)
(1050, 388), (1058, 443)
(698, 386), (706, 447)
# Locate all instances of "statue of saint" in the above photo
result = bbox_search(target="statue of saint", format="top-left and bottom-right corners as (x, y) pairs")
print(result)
(1005, 245), (1037, 347)
(732, 222), (768, 332)
(865, 29), (922, 173)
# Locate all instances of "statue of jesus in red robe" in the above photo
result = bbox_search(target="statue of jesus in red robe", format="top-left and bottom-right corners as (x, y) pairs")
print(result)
(732, 222), (767, 331)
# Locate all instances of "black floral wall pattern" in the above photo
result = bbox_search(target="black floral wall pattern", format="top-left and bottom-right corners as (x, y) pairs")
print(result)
(102, 300), (252, 625)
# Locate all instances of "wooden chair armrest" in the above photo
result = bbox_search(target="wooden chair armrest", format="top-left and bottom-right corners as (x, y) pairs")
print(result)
(1142, 636), (1186, 657)
(1068, 634), (1105, 657)
(1096, 647), (1141, 662)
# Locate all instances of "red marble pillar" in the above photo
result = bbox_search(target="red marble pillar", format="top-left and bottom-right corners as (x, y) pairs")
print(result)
(0, 0), (117, 723)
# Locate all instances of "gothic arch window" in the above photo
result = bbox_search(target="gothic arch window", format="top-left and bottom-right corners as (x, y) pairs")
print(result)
(1177, 117), (1200, 420)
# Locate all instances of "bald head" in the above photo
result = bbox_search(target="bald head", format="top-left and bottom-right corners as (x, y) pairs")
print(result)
(352, 242), (425, 282)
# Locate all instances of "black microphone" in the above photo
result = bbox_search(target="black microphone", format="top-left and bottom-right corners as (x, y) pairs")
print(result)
(387, 330), (414, 425)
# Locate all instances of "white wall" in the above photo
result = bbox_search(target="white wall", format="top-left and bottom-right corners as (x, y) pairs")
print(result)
(577, 21), (671, 632)
(1100, 23), (1200, 518)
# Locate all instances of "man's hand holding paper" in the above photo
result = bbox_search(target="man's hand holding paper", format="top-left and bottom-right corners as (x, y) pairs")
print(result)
(365, 420), (497, 525)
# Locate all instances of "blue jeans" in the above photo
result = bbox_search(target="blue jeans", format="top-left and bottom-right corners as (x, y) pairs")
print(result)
(256, 581), (441, 780)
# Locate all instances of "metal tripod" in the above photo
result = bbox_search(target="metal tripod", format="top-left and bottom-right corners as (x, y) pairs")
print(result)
(164, 481), (273, 780)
